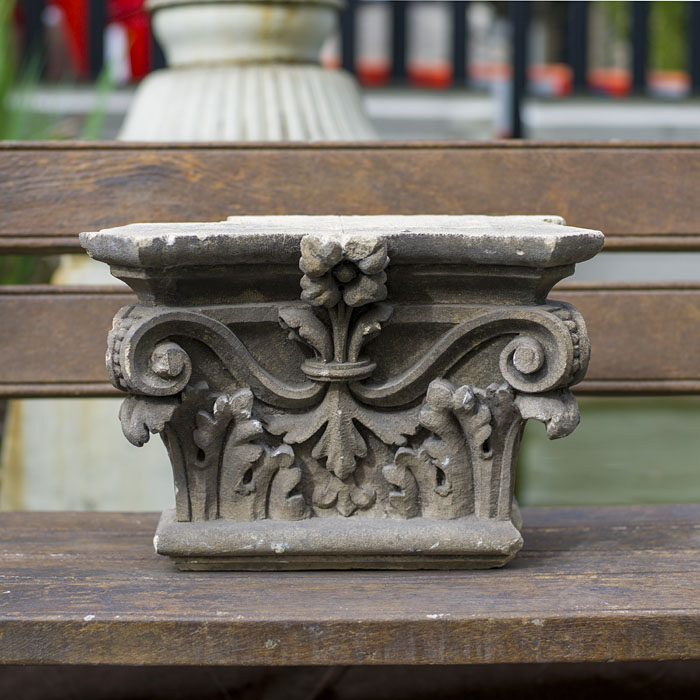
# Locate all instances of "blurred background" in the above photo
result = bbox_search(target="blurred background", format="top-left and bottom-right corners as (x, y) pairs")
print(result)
(1, 0), (700, 511)
(3, 1), (700, 139)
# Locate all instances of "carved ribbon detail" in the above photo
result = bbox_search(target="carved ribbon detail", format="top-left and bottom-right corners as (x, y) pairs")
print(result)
(108, 231), (588, 523)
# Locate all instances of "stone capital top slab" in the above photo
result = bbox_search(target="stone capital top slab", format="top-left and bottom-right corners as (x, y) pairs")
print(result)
(80, 215), (604, 271)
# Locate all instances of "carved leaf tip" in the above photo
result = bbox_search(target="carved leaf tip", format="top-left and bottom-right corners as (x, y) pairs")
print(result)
(119, 395), (179, 447)
(278, 305), (333, 361)
(312, 411), (367, 481)
(514, 390), (580, 439)
(194, 388), (264, 471)
(347, 303), (393, 362)
(313, 474), (375, 517)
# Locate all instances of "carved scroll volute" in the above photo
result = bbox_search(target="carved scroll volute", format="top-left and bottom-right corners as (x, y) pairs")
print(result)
(107, 307), (192, 396)
(498, 302), (589, 395)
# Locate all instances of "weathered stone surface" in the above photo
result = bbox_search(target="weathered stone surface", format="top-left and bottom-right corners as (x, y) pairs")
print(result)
(81, 215), (604, 570)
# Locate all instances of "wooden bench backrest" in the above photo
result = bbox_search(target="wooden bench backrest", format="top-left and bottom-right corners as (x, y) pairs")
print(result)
(2, 141), (699, 398)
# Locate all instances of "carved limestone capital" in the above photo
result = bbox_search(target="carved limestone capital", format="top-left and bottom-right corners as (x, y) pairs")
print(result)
(81, 215), (603, 570)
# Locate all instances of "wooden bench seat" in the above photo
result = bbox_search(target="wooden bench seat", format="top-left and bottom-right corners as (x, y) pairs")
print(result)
(1, 142), (700, 672)
(2, 505), (699, 665)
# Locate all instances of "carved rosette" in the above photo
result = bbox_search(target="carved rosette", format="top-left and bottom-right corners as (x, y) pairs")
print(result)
(107, 231), (589, 534)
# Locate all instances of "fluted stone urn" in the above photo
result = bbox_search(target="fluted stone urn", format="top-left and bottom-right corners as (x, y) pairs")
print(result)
(120, 0), (376, 140)
(81, 215), (603, 570)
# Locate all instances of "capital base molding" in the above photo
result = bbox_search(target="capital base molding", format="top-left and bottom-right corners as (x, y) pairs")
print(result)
(155, 509), (523, 570)
(81, 215), (604, 570)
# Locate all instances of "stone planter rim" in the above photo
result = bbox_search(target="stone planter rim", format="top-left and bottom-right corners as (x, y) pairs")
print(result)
(80, 215), (604, 271)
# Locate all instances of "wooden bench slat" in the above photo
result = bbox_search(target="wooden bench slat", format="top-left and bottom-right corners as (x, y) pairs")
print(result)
(1, 507), (699, 666)
(3, 142), (700, 253)
(2, 284), (700, 398)
(0, 287), (133, 396)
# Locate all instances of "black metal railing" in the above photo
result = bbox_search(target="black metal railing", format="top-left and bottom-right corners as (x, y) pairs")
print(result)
(16, 0), (700, 138)
(339, 0), (700, 136)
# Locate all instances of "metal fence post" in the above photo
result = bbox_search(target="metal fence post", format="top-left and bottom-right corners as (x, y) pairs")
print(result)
(631, 1), (649, 94)
(21, 0), (45, 70)
(391, 1), (407, 83)
(340, 0), (356, 73)
(690, 1), (700, 94)
(452, 1), (469, 86)
(568, 1), (588, 92)
(509, 1), (528, 138)
(88, 0), (105, 79)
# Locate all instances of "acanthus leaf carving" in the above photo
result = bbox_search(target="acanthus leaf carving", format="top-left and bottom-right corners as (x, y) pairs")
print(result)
(384, 379), (488, 520)
(347, 303), (392, 363)
(193, 389), (264, 472)
(265, 383), (419, 482)
(278, 305), (333, 362)
(383, 448), (421, 519)
(514, 389), (580, 439)
(312, 471), (376, 518)
(310, 385), (368, 481)
(119, 394), (180, 447)
(221, 442), (309, 521)
(267, 445), (309, 520)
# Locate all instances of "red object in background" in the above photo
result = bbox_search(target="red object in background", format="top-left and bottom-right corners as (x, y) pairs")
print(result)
(50, 0), (89, 78)
(407, 60), (452, 90)
(43, 0), (152, 81)
(109, 0), (151, 79)
(355, 59), (391, 87)
(528, 63), (572, 97)
(587, 67), (632, 97)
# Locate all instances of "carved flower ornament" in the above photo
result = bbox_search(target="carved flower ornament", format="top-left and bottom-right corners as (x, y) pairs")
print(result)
(299, 235), (388, 308)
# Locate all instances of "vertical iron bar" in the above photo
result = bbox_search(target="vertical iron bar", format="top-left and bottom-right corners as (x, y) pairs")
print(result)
(21, 0), (45, 68)
(452, 1), (468, 86)
(88, 0), (105, 79)
(391, 1), (407, 83)
(631, 1), (649, 94)
(568, 1), (588, 92)
(150, 23), (166, 71)
(690, 1), (700, 94)
(509, 1), (528, 138)
(340, 0), (356, 73)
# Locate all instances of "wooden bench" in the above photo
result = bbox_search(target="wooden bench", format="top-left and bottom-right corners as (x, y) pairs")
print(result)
(1, 142), (700, 685)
